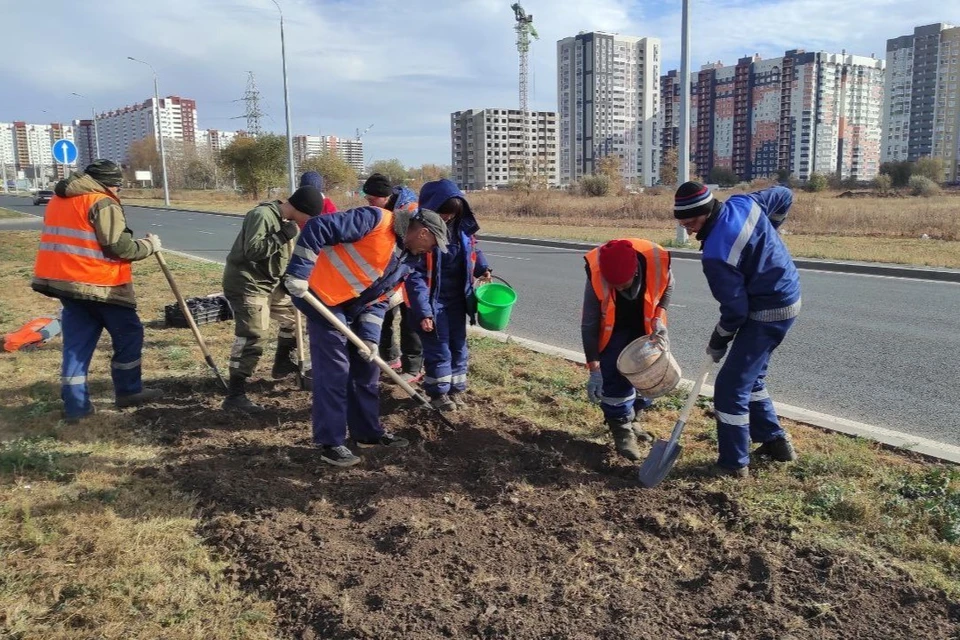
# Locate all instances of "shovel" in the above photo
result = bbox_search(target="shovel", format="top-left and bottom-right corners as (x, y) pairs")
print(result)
(155, 251), (229, 392)
(637, 356), (713, 488)
(293, 309), (311, 391)
(299, 290), (455, 429)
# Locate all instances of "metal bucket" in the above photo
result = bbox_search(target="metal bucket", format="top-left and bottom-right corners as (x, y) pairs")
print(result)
(616, 334), (682, 399)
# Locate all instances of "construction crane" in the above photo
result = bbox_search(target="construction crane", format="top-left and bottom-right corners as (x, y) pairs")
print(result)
(356, 124), (374, 141)
(511, 3), (538, 177)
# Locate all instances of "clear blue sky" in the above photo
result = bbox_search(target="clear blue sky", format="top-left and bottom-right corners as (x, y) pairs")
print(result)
(1, 1), (954, 166)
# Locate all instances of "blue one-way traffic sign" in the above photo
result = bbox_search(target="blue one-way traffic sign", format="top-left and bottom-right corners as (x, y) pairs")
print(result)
(52, 139), (78, 165)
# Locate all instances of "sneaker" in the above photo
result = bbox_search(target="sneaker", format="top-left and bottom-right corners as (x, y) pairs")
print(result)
(61, 405), (96, 425)
(320, 445), (361, 467)
(221, 394), (265, 414)
(449, 392), (468, 408)
(754, 437), (797, 462)
(399, 371), (423, 385)
(355, 432), (410, 449)
(115, 387), (164, 408)
(429, 395), (457, 412)
(385, 358), (402, 372)
(706, 464), (750, 479)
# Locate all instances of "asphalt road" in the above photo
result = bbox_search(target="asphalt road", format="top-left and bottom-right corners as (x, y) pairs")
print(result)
(4, 194), (959, 444)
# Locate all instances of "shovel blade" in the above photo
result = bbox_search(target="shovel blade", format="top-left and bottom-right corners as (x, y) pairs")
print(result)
(637, 439), (683, 488)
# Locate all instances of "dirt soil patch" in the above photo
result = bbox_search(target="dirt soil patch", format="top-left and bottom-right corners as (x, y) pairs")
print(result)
(130, 378), (959, 640)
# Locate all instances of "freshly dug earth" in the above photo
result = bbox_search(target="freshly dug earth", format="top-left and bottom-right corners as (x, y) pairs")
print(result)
(134, 379), (959, 640)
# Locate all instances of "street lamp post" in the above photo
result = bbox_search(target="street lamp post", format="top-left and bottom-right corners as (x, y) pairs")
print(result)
(676, 0), (692, 245)
(128, 56), (171, 206)
(71, 92), (101, 159)
(271, 0), (297, 194)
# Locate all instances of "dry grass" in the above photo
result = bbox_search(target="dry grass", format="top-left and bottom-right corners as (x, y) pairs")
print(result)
(0, 207), (27, 219)
(469, 337), (960, 596)
(0, 231), (276, 639)
(119, 187), (960, 268)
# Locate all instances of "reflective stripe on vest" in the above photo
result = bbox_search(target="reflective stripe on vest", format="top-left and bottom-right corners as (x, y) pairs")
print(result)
(33, 192), (132, 287)
(308, 208), (398, 306)
(584, 238), (672, 354)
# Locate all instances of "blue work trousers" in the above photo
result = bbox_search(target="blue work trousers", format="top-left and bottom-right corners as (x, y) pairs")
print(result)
(308, 312), (384, 447)
(599, 330), (653, 423)
(713, 318), (795, 469)
(60, 299), (144, 418)
(419, 300), (468, 398)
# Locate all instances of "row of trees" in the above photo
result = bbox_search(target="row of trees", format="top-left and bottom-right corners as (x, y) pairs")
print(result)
(124, 134), (452, 200)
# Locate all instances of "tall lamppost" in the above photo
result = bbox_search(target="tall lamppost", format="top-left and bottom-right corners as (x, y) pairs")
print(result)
(270, 0), (297, 194)
(676, 0), (692, 245)
(128, 56), (171, 205)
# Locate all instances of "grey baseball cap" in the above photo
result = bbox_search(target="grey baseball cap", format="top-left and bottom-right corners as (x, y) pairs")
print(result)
(411, 208), (449, 253)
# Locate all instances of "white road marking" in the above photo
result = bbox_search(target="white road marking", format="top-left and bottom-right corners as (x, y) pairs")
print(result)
(486, 253), (531, 261)
(196, 231), (214, 235)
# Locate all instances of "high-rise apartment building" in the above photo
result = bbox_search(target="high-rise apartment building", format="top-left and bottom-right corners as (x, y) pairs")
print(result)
(667, 49), (884, 182)
(883, 23), (960, 181)
(557, 32), (661, 187)
(293, 135), (365, 174)
(95, 96), (197, 165)
(197, 129), (238, 154)
(450, 108), (558, 190)
(0, 121), (77, 185)
(660, 70), (681, 164)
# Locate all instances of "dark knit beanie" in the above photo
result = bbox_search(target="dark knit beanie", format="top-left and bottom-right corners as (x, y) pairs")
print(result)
(598, 239), (639, 287)
(362, 173), (392, 197)
(287, 186), (325, 217)
(674, 181), (714, 219)
(85, 159), (123, 187)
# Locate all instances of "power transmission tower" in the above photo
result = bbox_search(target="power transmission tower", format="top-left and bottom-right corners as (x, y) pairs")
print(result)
(511, 3), (538, 180)
(243, 71), (264, 137)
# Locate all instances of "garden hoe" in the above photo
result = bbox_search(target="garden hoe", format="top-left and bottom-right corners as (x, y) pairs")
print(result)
(155, 251), (229, 392)
(300, 290), (455, 429)
(637, 356), (713, 488)
(293, 309), (311, 391)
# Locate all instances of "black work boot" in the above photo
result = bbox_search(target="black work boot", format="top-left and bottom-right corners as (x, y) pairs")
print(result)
(754, 436), (797, 462)
(607, 417), (642, 462)
(271, 337), (299, 380)
(221, 375), (264, 413)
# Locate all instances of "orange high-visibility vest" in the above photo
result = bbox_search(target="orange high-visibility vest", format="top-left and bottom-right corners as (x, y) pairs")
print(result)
(584, 238), (671, 354)
(33, 192), (132, 287)
(308, 208), (399, 306)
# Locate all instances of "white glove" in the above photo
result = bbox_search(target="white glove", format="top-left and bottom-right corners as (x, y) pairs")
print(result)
(284, 275), (309, 298)
(144, 233), (162, 252)
(361, 340), (378, 361)
(586, 370), (604, 404)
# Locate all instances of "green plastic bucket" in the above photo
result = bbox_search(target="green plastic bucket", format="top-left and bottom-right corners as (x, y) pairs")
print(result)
(475, 282), (518, 331)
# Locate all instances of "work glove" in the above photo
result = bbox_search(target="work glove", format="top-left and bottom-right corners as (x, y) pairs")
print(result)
(283, 275), (309, 299)
(652, 316), (669, 347)
(277, 220), (300, 242)
(586, 369), (604, 404)
(706, 325), (735, 363)
(144, 233), (162, 253)
(476, 270), (493, 286)
(360, 340), (379, 361)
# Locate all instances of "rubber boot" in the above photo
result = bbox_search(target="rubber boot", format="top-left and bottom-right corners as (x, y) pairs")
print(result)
(221, 375), (264, 413)
(607, 417), (642, 462)
(271, 337), (298, 380)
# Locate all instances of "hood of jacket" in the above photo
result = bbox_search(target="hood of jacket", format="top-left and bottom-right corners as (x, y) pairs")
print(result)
(419, 179), (478, 237)
(54, 172), (119, 203)
(391, 185), (418, 211)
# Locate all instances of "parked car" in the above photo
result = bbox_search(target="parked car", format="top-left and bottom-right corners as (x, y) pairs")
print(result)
(33, 190), (54, 205)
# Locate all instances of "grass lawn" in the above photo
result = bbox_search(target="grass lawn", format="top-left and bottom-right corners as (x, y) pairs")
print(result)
(0, 207), (28, 219)
(1, 229), (956, 636)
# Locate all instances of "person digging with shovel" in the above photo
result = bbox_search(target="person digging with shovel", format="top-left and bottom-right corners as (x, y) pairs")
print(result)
(581, 239), (674, 461)
(221, 186), (325, 412)
(283, 205), (448, 467)
(674, 181), (800, 478)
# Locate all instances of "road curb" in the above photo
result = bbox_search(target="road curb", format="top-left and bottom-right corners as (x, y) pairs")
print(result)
(478, 234), (960, 283)
(468, 326), (960, 466)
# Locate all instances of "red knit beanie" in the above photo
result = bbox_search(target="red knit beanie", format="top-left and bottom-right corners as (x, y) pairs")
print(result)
(598, 240), (638, 286)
